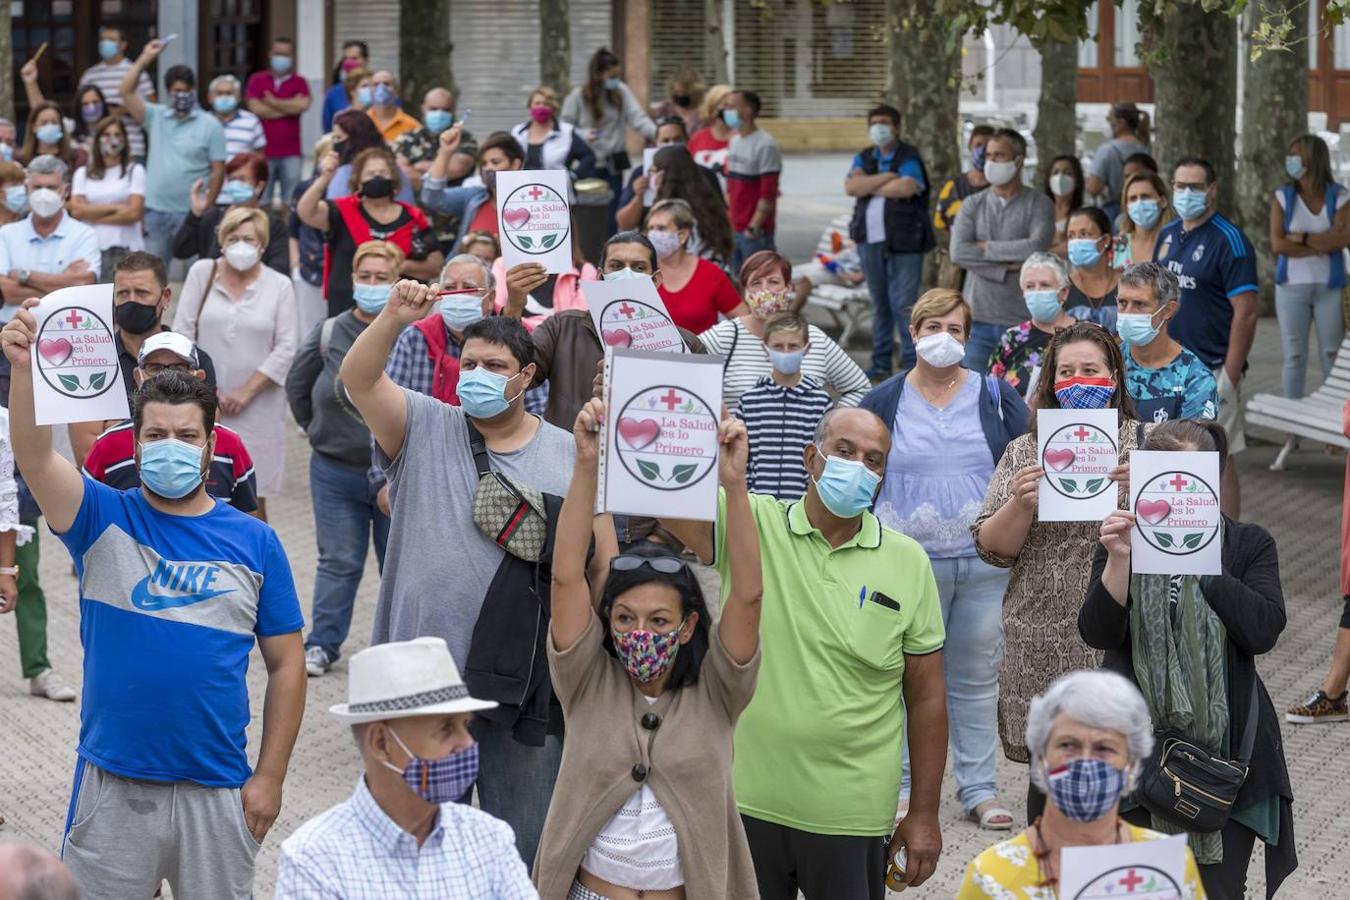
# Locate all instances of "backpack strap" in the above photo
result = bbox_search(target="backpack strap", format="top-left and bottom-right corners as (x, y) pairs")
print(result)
(722, 322), (740, 373)
(465, 418), (492, 479)
(319, 316), (336, 360)
(984, 374), (1004, 422)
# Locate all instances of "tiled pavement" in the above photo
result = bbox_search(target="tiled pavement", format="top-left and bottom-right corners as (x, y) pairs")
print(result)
(2, 165), (1348, 897)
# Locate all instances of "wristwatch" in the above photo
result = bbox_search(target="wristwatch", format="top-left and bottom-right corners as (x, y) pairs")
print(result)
(17, 269), (30, 285)
(0, 565), (19, 576)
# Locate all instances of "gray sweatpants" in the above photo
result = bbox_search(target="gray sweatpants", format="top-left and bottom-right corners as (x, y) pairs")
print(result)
(62, 760), (259, 899)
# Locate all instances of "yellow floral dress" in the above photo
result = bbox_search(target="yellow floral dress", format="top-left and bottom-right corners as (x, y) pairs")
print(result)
(957, 823), (1206, 899)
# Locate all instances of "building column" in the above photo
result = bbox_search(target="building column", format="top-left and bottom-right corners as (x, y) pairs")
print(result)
(158, 0), (198, 77)
(297, 0), (327, 154)
(621, 0), (650, 157)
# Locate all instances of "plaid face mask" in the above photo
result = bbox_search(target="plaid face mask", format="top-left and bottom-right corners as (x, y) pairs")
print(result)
(1053, 376), (1116, 410)
(1045, 757), (1126, 823)
(382, 727), (479, 804)
(612, 623), (684, 683)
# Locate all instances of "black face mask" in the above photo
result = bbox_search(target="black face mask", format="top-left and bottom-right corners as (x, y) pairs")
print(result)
(115, 300), (161, 335)
(671, 93), (691, 108)
(331, 140), (348, 159)
(360, 176), (393, 199)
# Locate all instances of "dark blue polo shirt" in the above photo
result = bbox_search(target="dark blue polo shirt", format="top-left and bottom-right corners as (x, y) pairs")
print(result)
(1152, 213), (1258, 369)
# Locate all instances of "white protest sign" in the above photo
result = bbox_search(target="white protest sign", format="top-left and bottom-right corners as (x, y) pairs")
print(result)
(1060, 833), (1189, 900)
(495, 168), (573, 273)
(29, 284), (129, 427)
(599, 349), (724, 522)
(583, 277), (687, 354)
(1130, 450), (1222, 575)
(642, 147), (658, 206)
(1037, 408), (1119, 522)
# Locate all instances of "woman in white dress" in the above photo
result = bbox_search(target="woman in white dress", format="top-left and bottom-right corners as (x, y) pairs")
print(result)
(174, 206), (298, 520)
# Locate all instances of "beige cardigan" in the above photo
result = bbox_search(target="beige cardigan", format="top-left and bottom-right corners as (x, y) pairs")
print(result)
(533, 614), (761, 900)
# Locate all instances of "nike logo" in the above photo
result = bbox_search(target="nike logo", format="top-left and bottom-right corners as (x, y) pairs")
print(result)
(129, 559), (235, 611)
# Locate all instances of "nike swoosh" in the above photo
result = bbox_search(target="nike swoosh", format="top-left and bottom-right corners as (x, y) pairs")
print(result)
(130, 575), (233, 611)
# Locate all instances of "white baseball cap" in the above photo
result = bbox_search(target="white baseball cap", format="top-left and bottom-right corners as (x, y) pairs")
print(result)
(137, 331), (200, 368)
(329, 637), (497, 724)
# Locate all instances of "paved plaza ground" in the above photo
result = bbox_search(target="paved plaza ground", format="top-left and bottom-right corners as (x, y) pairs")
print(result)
(2, 156), (1348, 897)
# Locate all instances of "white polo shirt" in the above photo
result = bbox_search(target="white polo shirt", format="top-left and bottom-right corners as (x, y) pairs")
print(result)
(0, 213), (102, 321)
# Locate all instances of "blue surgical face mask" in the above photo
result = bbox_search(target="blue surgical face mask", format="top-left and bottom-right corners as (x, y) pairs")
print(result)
(1285, 154), (1305, 180)
(352, 282), (391, 314)
(4, 186), (27, 214)
(1117, 310), (1163, 347)
(438, 290), (485, 332)
(424, 109), (453, 134)
(223, 179), (255, 204)
(35, 123), (63, 146)
(270, 54), (292, 74)
(98, 39), (120, 62)
(139, 437), (207, 499)
(381, 726), (479, 805)
(768, 347), (806, 375)
(1024, 289), (1062, 323)
(1127, 198), (1161, 230)
(810, 448), (881, 519)
(372, 83), (396, 107)
(603, 76), (622, 91)
(212, 94), (238, 115)
(1044, 758), (1128, 823)
(356, 86), (373, 107)
(720, 108), (742, 130)
(604, 267), (644, 281)
(1067, 238), (1103, 268)
(457, 367), (526, 419)
(0, 144), (12, 163)
(1172, 188), (1208, 221)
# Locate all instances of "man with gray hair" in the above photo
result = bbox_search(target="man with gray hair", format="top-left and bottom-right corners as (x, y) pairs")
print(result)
(207, 73), (266, 160)
(0, 840), (81, 900)
(0, 155), (100, 322)
(1117, 260), (1217, 424)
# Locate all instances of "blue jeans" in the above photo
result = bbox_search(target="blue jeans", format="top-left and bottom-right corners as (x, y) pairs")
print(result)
(963, 321), (1007, 373)
(858, 242), (924, 374)
(732, 230), (775, 279)
(901, 555), (1009, 813)
(304, 452), (390, 662)
(142, 208), (187, 272)
(263, 155), (303, 208)
(1275, 282), (1344, 398)
(472, 717), (563, 868)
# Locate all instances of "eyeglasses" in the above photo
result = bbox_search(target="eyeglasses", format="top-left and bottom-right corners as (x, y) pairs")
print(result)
(140, 363), (192, 376)
(609, 554), (688, 575)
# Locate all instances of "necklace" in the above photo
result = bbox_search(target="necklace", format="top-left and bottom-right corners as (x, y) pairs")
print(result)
(1030, 815), (1125, 889)
(916, 370), (961, 405)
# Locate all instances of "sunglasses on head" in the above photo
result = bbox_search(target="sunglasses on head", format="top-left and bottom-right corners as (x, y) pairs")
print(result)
(609, 554), (687, 575)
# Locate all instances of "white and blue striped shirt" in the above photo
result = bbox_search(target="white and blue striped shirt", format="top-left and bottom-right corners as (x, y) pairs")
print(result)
(275, 777), (538, 899)
(734, 375), (833, 501)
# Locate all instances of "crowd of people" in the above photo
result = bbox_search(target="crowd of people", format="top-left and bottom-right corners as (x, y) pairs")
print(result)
(0, 27), (1342, 900)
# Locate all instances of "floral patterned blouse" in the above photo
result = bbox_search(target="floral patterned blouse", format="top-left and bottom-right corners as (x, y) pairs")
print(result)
(988, 321), (1055, 397)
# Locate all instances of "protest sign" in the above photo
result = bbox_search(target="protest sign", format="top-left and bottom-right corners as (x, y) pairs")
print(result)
(29, 284), (128, 426)
(495, 168), (573, 273)
(642, 147), (657, 206)
(1060, 833), (1189, 900)
(1037, 408), (1119, 522)
(1130, 450), (1222, 575)
(583, 277), (686, 354)
(599, 349), (724, 521)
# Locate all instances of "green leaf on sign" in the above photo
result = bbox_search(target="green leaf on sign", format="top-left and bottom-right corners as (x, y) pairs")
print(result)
(1058, 478), (1078, 493)
(1182, 532), (1204, 549)
(1154, 531), (1175, 548)
(671, 464), (697, 484)
(58, 374), (81, 391)
(89, 371), (106, 390)
(637, 459), (661, 481)
(539, 234), (557, 249)
(518, 235), (534, 249)
(1085, 478), (1104, 494)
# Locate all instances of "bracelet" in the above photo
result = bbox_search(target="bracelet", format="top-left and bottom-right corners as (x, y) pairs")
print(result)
(0, 565), (18, 576)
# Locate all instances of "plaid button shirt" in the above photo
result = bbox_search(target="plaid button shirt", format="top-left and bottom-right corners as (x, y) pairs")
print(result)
(275, 776), (536, 899)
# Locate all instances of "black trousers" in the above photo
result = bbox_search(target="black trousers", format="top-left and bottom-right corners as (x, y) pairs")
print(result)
(741, 814), (887, 900)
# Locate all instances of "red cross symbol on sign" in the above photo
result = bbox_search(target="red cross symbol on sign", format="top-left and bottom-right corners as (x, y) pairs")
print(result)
(64, 309), (83, 329)
(617, 303), (637, 318)
(1073, 426), (1092, 441)
(527, 185), (545, 200)
(1168, 474), (1189, 491)
(659, 389), (683, 410)
(1118, 869), (1145, 892)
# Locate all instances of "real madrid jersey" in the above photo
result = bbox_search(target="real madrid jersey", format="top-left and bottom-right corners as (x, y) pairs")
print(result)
(1152, 213), (1258, 369)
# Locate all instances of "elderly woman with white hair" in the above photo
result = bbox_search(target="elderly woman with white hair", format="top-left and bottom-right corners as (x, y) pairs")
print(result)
(958, 670), (1204, 898)
(988, 252), (1082, 397)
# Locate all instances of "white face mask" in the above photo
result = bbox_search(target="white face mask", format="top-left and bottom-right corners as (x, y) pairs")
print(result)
(915, 332), (965, 368)
(984, 159), (1019, 187)
(1048, 173), (1075, 197)
(27, 187), (64, 218)
(223, 241), (261, 271)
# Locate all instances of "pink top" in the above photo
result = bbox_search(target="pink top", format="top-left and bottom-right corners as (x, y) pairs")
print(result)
(244, 71), (310, 158)
(492, 258), (599, 331)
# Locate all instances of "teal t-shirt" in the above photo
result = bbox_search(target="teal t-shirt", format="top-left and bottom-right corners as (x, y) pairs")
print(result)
(144, 104), (227, 213)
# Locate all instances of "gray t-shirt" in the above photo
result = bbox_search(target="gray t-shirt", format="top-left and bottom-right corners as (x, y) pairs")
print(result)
(372, 390), (576, 666)
(1089, 137), (1147, 202)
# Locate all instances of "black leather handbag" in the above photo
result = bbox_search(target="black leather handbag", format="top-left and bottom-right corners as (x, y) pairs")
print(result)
(1133, 678), (1258, 833)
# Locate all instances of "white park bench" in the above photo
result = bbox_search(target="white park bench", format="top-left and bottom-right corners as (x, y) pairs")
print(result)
(1246, 334), (1350, 470)
(792, 213), (871, 347)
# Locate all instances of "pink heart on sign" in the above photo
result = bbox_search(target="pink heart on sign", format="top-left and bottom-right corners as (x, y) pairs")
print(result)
(38, 338), (73, 366)
(503, 207), (530, 229)
(617, 417), (661, 451)
(1137, 499), (1172, 526)
(602, 328), (632, 348)
(1044, 448), (1076, 472)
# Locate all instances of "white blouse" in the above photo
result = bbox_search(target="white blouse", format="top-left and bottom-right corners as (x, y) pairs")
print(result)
(0, 409), (35, 545)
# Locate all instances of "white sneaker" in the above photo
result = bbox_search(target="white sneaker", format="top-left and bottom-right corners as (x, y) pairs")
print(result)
(305, 646), (331, 677)
(30, 669), (76, 702)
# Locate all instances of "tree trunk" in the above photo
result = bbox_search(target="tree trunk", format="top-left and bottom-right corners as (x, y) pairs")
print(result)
(704, 0), (730, 85)
(399, 0), (455, 108)
(1033, 39), (1078, 184)
(1239, 0), (1308, 313)
(540, 0), (572, 94)
(1146, 4), (1238, 209)
(0, 1), (12, 122)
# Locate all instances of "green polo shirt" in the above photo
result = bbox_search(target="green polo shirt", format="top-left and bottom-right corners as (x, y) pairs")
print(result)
(715, 491), (944, 836)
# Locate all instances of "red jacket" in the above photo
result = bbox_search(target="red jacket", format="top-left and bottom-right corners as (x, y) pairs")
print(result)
(412, 314), (461, 406)
(322, 195), (430, 297)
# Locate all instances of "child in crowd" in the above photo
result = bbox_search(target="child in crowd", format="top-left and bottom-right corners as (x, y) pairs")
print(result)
(790, 230), (865, 307)
(733, 312), (833, 500)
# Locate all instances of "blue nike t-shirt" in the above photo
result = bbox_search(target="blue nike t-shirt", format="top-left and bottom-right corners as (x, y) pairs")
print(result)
(56, 477), (303, 788)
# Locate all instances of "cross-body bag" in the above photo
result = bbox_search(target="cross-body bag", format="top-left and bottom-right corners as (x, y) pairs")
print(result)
(465, 419), (548, 562)
(1132, 677), (1259, 833)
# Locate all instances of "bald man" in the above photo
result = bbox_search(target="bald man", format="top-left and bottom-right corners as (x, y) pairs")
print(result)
(394, 86), (477, 248)
(0, 841), (79, 900)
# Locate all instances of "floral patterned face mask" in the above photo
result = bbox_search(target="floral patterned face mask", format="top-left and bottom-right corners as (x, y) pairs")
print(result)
(746, 289), (790, 318)
(612, 621), (686, 683)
